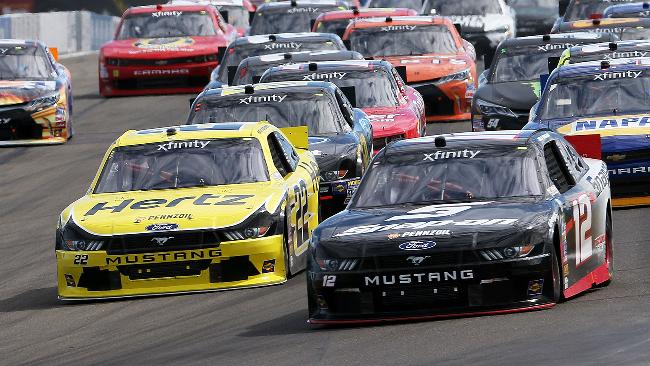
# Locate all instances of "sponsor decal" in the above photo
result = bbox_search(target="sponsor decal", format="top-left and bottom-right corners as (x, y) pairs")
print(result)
(594, 233), (606, 251)
(537, 43), (579, 52)
(157, 140), (210, 151)
(388, 230), (452, 239)
(302, 71), (347, 81)
(572, 115), (650, 132)
(151, 236), (174, 245)
(0, 118), (10, 124)
(335, 219), (517, 237)
(133, 69), (190, 76)
(593, 70), (642, 81)
(145, 223), (178, 231)
(423, 149), (481, 161)
(238, 94), (287, 104)
(264, 42), (302, 50)
(64, 274), (76, 287)
(406, 256), (430, 265)
(364, 270), (474, 286)
(134, 214), (194, 223)
(287, 7), (319, 14)
(563, 262), (569, 276)
(133, 37), (194, 50)
(609, 166), (650, 175)
(381, 25), (416, 32)
(386, 202), (491, 221)
(0, 48), (10, 55)
(152, 10), (183, 17)
(447, 15), (485, 28)
(399, 240), (436, 251)
(262, 259), (276, 273)
(527, 279), (544, 296)
(84, 194), (254, 216)
(586, 165), (609, 194)
(602, 50), (648, 60)
(368, 114), (403, 123)
(105, 248), (222, 265)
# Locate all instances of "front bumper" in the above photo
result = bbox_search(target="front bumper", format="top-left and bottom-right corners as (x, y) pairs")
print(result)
(409, 80), (472, 123)
(0, 103), (69, 146)
(308, 253), (555, 323)
(56, 235), (286, 299)
(99, 61), (217, 97)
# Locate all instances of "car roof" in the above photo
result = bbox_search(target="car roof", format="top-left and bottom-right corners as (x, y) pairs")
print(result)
(238, 50), (362, 66)
(231, 32), (342, 46)
(568, 39), (650, 55)
(115, 122), (271, 147)
(200, 81), (338, 98)
(0, 39), (43, 48)
(603, 3), (650, 17)
(553, 56), (650, 79)
(125, 4), (215, 14)
(558, 17), (650, 31)
(383, 131), (548, 156)
(256, 0), (347, 11)
(498, 32), (616, 48)
(348, 15), (451, 28)
(317, 8), (416, 21)
(169, 0), (246, 5)
(268, 59), (390, 73)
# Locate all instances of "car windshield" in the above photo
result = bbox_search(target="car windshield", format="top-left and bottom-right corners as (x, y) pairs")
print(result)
(250, 6), (341, 35)
(349, 25), (457, 57)
(539, 73), (650, 120)
(369, 0), (422, 11)
(565, 1), (611, 21)
(351, 148), (543, 208)
(117, 11), (216, 39)
(493, 45), (571, 82)
(569, 47), (650, 64)
(0, 45), (54, 81)
(94, 138), (268, 193)
(315, 19), (351, 37)
(427, 0), (501, 15)
(509, 0), (557, 7)
(217, 40), (342, 82)
(191, 92), (348, 134)
(264, 69), (398, 107)
(217, 5), (249, 29)
(619, 27), (650, 41)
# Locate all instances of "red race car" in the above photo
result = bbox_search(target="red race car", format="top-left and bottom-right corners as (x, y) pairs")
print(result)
(168, 0), (257, 37)
(312, 7), (418, 37)
(343, 16), (478, 124)
(99, 4), (238, 97)
(259, 60), (426, 154)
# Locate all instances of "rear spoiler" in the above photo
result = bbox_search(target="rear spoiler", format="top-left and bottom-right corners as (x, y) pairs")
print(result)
(279, 126), (309, 150)
(564, 134), (602, 160)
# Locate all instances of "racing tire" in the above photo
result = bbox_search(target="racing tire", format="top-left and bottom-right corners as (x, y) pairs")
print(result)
(596, 207), (614, 287)
(283, 209), (294, 279)
(550, 241), (563, 303)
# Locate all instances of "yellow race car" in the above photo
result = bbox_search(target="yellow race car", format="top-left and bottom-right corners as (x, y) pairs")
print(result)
(56, 122), (319, 299)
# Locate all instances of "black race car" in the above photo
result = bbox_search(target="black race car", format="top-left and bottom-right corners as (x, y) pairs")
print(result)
(508, 0), (560, 36)
(187, 81), (373, 216)
(307, 130), (614, 323)
(559, 39), (650, 65)
(472, 32), (617, 132)
(249, 0), (349, 35)
(208, 32), (347, 88)
(423, 0), (517, 67)
(231, 50), (363, 85)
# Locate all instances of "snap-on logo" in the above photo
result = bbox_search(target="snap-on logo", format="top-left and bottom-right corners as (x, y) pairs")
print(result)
(398, 241), (437, 251)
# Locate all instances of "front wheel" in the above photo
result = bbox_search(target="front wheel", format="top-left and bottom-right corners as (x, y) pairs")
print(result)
(596, 208), (614, 287)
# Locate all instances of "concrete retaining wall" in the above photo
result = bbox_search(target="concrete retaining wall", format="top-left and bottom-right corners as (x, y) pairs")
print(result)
(0, 11), (119, 54)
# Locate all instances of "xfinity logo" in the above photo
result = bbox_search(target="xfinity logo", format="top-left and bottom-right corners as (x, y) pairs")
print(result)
(287, 7), (318, 13)
(364, 270), (474, 286)
(157, 140), (210, 151)
(264, 42), (302, 50)
(152, 11), (183, 17)
(0, 48), (9, 55)
(594, 70), (643, 81)
(381, 25), (416, 32)
(537, 43), (578, 52)
(602, 51), (648, 59)
(302, 71), (347, 81)
(151, 237), (174, 245)
(406, 256), (430, 265)
(399, 241), (436, 251)
(239, 94), (287, 104)
(145, 223), (179, 231)
(0, 118), (10, 124)
(423, 149), (480, 161)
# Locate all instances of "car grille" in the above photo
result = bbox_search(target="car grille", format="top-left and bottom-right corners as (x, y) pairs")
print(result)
(358, 251), (480, 271)
(107, 55), (215, 67)
(0, 107), (42, 141)
(118, 260), (212, 280)
(107, 230), (221, 254)
(378, 285), (467, 311)
(112, 76), (208, 90)
(409, 82), (456, 116)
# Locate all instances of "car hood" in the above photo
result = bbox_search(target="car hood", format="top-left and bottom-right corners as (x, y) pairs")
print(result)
(0, 80), (58, 106)
(447, 14), (512, 33)
(314, 199), (552, 257)
(64, 184), (281, 236)
(364, 105), (418, 137)
(309, 134), (358, 172)
(382, 55), (471, 83)
(101, 36), (223, 58)
(476, 80), (541, 111)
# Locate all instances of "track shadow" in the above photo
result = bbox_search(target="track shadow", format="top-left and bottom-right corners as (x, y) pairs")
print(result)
(0, 287), (64, 312)
(238, 309), (314, 337)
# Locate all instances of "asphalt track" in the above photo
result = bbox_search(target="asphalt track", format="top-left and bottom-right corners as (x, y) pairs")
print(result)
(1, 55), (649, 366)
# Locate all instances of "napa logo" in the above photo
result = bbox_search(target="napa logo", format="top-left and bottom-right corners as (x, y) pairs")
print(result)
(571, 115), (650, 132)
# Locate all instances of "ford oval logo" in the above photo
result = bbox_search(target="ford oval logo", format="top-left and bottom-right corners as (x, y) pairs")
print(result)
(398, 241), (437, 251)
(145, 223), (178, 232)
